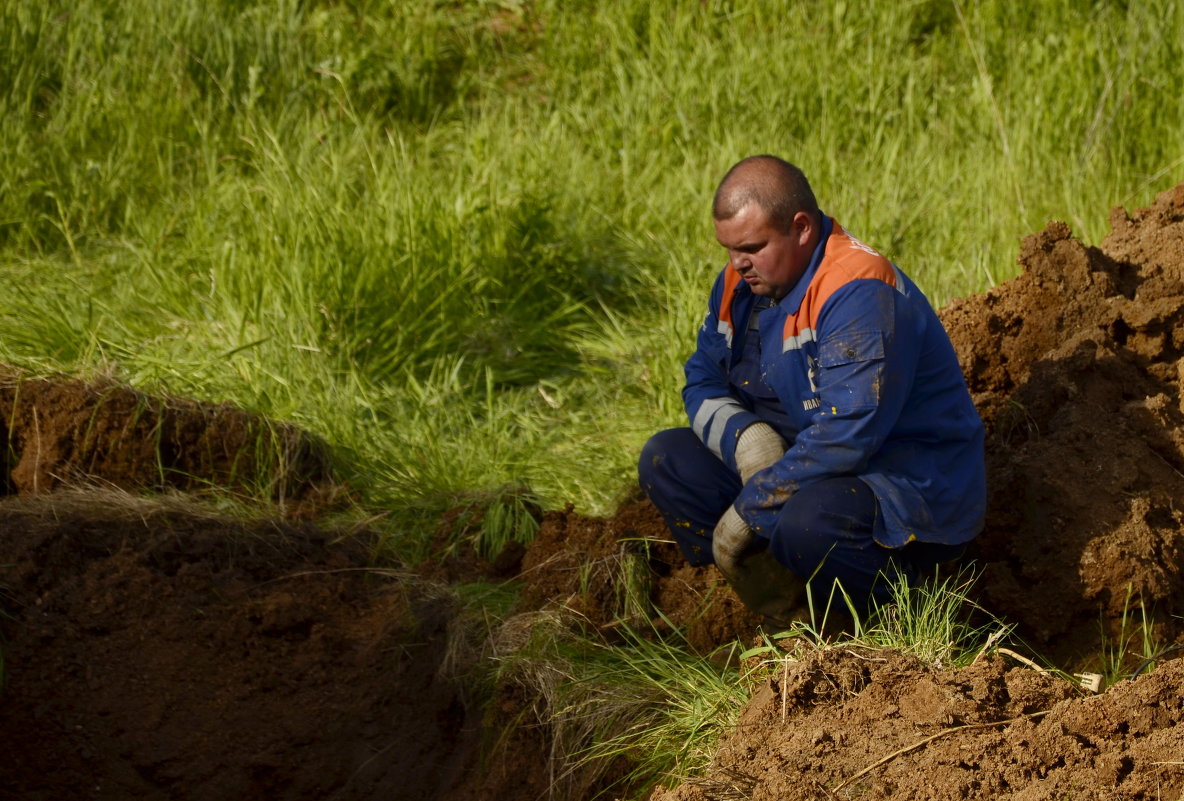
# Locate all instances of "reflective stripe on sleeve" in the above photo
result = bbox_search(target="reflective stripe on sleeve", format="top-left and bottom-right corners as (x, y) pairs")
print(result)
(782, 327), (817, 352)
(692, 396), (747, 459)
(716, 319), (735, 348)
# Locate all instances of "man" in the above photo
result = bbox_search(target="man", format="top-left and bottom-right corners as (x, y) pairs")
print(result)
(638, 155), (985, 624)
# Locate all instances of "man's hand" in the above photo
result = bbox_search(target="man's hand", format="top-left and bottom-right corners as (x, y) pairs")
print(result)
(735, 422), (787, 483)
(712, 504), (806, 629)
(712, 505), (756, 569)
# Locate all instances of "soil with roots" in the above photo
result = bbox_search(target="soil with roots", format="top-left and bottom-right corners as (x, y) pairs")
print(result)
(4, 184), (1184, 800)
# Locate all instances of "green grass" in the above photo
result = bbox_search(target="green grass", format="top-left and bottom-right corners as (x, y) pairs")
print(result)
(433, 485), (541, 563)
(1093, 584), (1165, 687)
(742, 567), (1012, 670)
(484, 566), (1017, 800)
(490, 611), (749, 800)
(858, 570), (1011, 669)
(3, 0), (1182, 539)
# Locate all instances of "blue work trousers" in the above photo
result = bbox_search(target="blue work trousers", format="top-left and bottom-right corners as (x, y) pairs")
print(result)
(638, 427), (961, 608)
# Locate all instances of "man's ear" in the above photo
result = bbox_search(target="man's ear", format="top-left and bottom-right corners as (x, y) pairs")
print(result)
(792, 210), (817, 247)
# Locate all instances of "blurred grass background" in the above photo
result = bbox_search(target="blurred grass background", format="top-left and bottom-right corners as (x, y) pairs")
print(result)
(2, 0), (1182, 541)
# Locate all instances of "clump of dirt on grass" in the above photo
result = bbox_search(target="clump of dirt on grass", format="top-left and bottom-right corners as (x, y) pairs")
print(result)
(0, 368), (334, 506)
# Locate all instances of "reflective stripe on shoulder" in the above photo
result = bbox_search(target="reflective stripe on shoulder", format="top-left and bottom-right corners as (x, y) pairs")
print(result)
(892, 264), (909, 295)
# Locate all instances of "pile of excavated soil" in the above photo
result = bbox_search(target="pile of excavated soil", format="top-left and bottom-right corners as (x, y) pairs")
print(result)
(942, 182), (1184, 667)
(652, 648), (1184, 801)
(3, 183), (1184, 800)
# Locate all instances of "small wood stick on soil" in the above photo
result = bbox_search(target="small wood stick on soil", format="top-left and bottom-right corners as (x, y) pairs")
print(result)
(832, 710), (1049, 792)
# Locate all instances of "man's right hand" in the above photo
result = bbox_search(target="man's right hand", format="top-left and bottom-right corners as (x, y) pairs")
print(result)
(735, 422), (787, 483)
(711, 504), (806, 628)
(712, 505), (755, 569)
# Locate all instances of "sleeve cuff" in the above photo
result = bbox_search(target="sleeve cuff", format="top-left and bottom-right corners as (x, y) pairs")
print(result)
(690, 397), (761, 471)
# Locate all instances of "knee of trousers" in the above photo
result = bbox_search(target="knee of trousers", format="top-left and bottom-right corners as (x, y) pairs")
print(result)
(766, 478), (893, 601)
(637, 428), (739, 567)
(637, 428), (681, 490)
(638, 428), (737, 497)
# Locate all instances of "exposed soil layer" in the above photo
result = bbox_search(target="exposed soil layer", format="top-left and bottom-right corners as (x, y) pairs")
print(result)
(0, 493), (476, 801)
(2, 184), (1184, 800)
(0, 370), (333, 505)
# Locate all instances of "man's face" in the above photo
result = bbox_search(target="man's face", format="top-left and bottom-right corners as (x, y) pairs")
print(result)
(714, 204), (813, 301)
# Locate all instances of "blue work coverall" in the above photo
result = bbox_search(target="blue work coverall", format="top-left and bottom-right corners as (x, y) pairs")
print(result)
(639, 215), (986, 605)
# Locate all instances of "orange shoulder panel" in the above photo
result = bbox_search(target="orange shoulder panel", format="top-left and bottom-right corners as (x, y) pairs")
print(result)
(784, 221), (897, 341)
(718, 263), (743, 330)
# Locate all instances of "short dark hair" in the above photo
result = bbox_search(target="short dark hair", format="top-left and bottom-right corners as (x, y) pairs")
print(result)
(712, 155), (819, 233)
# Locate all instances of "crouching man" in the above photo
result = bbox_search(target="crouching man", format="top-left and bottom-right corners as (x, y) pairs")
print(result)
(639, 155), (986, 625)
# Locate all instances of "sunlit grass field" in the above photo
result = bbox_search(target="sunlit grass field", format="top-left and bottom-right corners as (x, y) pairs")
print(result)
(4, 0), (1183, 537)
(6, 3), (1182, 791)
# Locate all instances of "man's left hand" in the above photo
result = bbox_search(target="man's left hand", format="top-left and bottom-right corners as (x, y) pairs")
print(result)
(712, 504), (806, 628)
(735, 422), (787, 483)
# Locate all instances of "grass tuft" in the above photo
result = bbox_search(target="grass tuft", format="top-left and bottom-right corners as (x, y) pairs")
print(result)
(860, 569), (1007, 669)
(491, 610), (748, 800)
(1096, 584), (1163, 687)
(743, 568), (1012, 672)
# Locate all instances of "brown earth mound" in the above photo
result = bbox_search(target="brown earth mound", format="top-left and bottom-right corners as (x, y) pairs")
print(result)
(652, 648), (1184, 801)
(0, 369), (333, 505)
(3, 184), (1184, 800)
(943, 182), (1184, 666)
